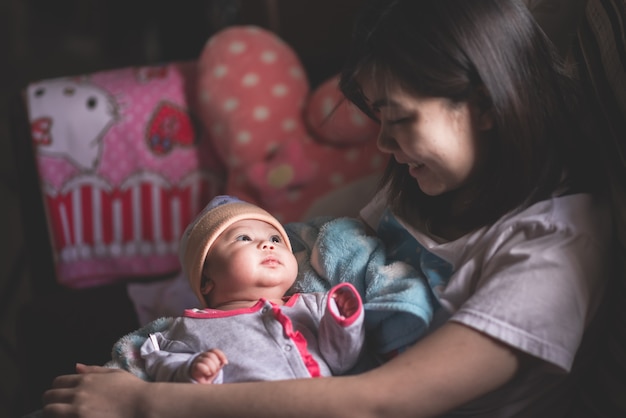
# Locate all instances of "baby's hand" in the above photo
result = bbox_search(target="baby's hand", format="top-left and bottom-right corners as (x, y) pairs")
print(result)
(333, 286), (360, 318)
(190, 348), (228, 384)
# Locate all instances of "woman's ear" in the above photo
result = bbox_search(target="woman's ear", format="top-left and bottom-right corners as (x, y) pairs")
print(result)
(472, 87), (494, 131)
(477, 107), (494, 131)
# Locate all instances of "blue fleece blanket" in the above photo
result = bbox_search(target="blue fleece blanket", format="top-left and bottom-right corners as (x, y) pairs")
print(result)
(105, 316), (173, 380)
(106, 217), (434, 378)
(286, 217), (434, 355)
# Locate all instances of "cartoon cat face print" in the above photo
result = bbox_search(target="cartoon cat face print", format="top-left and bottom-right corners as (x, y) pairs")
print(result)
(27, 78), (118, 171)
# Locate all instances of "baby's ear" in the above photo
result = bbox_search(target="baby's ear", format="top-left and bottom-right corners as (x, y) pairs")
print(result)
(200, 276), (214, 296)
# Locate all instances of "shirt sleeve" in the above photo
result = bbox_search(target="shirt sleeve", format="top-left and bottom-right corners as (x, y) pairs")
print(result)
(317, 283), (365, 374)
(140, 330), (199, 382)
(449, 219), (609, 372)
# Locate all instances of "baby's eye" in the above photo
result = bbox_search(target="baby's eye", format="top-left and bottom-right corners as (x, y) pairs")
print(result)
(236, 234), (252, 242)
(270, 235), (281, 243)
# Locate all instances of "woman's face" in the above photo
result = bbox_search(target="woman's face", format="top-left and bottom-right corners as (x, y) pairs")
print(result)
(361, 79), (492, 196)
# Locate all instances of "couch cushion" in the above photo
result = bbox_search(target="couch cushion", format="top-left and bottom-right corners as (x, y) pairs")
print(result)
(25, 63), (225, 288)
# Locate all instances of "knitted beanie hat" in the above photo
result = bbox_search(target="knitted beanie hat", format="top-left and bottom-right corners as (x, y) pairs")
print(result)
(179, 195), (292, 307)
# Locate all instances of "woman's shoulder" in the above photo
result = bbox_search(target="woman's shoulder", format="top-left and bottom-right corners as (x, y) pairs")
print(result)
(461, 192), (611, 258)
(496, 192), (610, 240)
(425, 193), (611, 265)
(360, 190), (611, 263)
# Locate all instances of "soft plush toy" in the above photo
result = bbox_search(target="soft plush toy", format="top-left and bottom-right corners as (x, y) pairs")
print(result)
(197, 26), (385, 222)
(26, 62), (225, 288)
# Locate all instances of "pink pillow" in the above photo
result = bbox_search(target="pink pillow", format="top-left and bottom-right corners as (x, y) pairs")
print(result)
(197, 26), (384, 222)
(26, 63), (225, 288)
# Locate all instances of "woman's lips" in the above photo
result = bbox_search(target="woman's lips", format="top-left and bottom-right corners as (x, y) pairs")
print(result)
(407, 162), (425, 169)
(407, 162), (426, 177)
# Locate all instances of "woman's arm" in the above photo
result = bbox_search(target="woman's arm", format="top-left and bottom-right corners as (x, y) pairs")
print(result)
(43, 322), (521, 418)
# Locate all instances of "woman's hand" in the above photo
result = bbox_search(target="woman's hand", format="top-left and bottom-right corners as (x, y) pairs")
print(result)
(42, 364), (147, 418)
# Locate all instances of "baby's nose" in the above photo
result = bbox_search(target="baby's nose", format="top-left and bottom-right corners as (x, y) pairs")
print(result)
(261, 241), (275, 250)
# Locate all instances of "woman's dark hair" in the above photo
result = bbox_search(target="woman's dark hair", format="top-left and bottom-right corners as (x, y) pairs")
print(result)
(340, 0), (601, 232)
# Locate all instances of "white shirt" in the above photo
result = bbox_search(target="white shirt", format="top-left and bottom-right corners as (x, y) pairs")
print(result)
(361, 191), (612, 416)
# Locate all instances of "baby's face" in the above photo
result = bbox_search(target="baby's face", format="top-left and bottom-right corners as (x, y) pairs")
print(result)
(202, 219), (297, 306)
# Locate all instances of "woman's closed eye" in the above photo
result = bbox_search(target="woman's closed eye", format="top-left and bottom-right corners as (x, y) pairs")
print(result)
(384, 115), (413, 126)
(371, 103), (414, 125)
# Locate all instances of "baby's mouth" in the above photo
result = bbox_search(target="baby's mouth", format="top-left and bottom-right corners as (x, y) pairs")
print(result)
(262, 257), (280, 266)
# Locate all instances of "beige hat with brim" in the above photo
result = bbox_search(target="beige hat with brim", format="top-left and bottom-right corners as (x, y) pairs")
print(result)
(179, 195), (291, 308)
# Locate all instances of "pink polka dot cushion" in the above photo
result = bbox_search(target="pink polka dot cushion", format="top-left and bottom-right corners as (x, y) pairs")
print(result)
(197, 26), (384, 222)
(305, 74), (378, 146)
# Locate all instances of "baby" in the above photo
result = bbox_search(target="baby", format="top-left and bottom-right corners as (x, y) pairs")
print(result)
(140, 195), (364, 383)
